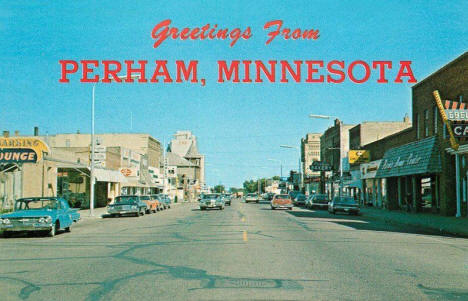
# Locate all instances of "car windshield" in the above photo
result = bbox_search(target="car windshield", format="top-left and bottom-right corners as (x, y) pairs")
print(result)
(115, 196), (139, 204)
(275, 195), (289, 199)
(334, 197), (356, 204)
(140, 196), (150, 201)
(15, 199), (58, 210)
(247, 194), (256, 196)
(314, 195), (329, 201)
(202, 194), (219, 199)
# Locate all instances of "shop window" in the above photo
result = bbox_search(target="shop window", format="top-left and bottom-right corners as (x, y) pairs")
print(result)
(463, 156), (466, 168)
(464, 177), (467, 203)
(433, 106), (438, 134)
(443, 124), (447, 139)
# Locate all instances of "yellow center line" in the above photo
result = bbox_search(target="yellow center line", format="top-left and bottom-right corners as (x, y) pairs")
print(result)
(241, 217), (245, 222)
(242, 230), (248, 242)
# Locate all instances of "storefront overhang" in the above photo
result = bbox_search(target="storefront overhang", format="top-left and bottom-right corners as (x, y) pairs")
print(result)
(94, 168), (128, 183)
(375, 136), (441, 178)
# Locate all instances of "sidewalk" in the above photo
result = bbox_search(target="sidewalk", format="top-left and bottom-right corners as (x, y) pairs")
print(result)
(362, 207), (468, 238)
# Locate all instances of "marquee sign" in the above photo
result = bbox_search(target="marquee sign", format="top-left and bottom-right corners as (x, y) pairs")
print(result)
(433, 90), (458, 150)
(0, 138), (50, 163)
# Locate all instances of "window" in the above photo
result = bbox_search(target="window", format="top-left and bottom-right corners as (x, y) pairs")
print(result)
(443, 123), (447, 139)
(415, 113), (420, 139)
(424, 109), (429, 137)
(434, 106), (438, 134)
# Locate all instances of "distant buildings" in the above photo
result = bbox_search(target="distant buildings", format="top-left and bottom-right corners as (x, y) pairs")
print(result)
(301, 133), (321, 194)
(0, 129), (204, 210)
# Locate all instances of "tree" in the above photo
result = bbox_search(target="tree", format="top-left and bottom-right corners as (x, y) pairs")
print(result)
(213, 185), (225, 193)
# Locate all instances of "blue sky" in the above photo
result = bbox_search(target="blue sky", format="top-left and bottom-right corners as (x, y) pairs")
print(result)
(1, 1), (467, 187)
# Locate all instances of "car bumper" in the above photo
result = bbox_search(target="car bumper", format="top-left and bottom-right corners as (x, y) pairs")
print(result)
(108, 208), (139, 214)
(200, 204), (223, 209)
(311, 203), (328, 209)
(333, 207), (360, 213)
(1, 224), (53, 232)
(272, 204), (293, 209)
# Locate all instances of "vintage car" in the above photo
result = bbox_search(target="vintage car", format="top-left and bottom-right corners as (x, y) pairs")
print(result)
(159, 194), (172, 209)
(199, 193), (225, 210)
(328, 196), (360, 215)
(107, 195), (148, 217)
(150, 194), (165, 211)
(293, 193), (307, 206)
(140, 195), (158, 214)
(222, 193), (232, 206)
(0, 197), (80, 238)
(271, 194), (293, 210)
(306, 194), (330, 209)
(244, 193), (259, 203)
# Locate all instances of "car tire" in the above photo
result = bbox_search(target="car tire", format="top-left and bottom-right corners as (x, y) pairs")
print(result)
(65, 226), (71, 233)
(48, 222), (58, 237)
(2, 231), (12, 238)
(271, 206), (275, 210)
(331, 210), (335, 215)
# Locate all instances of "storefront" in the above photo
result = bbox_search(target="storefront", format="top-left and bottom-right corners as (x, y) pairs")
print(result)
(0, 137), (52, 210)
(360, 160), (382, 207)
(374, 137), (442, 212)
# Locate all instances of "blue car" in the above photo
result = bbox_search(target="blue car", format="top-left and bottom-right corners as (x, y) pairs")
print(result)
(0, 197), (80, 238)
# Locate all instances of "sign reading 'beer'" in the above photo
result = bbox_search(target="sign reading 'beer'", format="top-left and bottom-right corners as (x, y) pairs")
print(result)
(0, 138), (50, 164)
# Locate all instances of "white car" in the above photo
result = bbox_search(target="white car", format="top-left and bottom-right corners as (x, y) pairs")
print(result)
(244, 193), (259, 203)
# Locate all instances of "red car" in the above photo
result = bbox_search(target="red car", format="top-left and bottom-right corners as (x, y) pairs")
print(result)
(271, 194), (293, 210)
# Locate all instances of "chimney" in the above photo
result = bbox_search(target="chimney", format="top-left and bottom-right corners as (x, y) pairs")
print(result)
(3, 131), (9, 138)
(34, 126), (39, 136)
(14, 130), (20, 137)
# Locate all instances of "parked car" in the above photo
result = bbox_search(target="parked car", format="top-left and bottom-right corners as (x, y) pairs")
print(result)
(271, 194), (293, 210)
(306, 194), (330, 209)
(199, 193), (225, 210)
(150, 194), (165, 211)
(222, 194), (232, 206)
(0, 197), (80, 238)
(293, 193), (307, 206)
(160, 194), (171, 209)
(245, 193), (259, 203)
(107, 195), (148, 217)
(328, 196), (360, 215)
(140, 195), (158, 214)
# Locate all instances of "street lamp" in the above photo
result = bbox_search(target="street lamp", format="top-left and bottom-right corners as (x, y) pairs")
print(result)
(89, 74), (140, 216)
(267, 158), (283, 177)
(279, 145), (302, 191)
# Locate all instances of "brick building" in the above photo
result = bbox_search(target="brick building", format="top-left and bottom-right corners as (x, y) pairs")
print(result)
(361, 51), (468, 216)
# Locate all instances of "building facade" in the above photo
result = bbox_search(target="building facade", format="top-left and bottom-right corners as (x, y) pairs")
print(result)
(361, 51), (468, 217)
(301, 133), (321, 194)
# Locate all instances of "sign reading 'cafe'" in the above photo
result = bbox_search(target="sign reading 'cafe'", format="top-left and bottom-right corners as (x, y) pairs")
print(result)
(0, 138), (50, 164)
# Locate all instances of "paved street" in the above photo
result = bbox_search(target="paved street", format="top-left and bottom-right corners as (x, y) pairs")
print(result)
(1, 200), (467, 301)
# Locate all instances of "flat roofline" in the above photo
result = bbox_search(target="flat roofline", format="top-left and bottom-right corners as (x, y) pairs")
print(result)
(412, 51), (468, 89)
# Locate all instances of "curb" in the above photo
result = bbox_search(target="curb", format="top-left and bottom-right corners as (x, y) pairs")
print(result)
(363, 210), (468, 238)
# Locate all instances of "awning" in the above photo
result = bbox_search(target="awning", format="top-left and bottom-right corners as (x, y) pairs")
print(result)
(94, 168), (128, 183)
(375, 137), (442, 178)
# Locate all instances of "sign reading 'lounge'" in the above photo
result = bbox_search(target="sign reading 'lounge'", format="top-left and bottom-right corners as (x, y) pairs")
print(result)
(0, 138), (49, 164)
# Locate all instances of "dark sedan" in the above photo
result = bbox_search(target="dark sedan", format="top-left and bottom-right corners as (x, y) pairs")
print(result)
(328, 196), (360, 215)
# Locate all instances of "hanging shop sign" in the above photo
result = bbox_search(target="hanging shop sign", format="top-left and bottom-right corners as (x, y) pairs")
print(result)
(0, 138), (50, 163)
(348, 150), (370, 165)
(433, 90), (458, 150)
(310, 161), (332, 171)
(453, 124), (468, 138)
